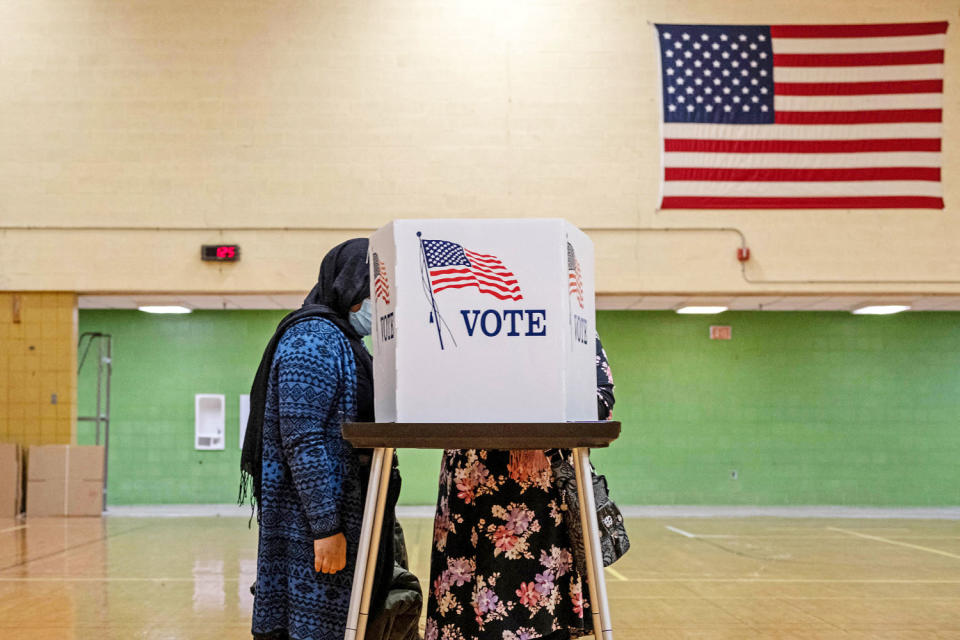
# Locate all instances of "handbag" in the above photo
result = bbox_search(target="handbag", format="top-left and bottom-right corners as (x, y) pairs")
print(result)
(547, 449), (630, 576)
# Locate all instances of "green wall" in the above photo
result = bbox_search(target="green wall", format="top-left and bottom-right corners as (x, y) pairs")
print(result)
(79, 310), (960, 506)
(78, 310), (288, 504)
(594, 311), (960, 506)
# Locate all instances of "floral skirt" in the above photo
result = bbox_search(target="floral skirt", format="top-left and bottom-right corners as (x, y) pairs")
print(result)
(425, 449), (591, 640)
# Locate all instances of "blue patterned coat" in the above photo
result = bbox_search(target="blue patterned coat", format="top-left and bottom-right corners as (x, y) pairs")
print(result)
(253, 318), (364, 640)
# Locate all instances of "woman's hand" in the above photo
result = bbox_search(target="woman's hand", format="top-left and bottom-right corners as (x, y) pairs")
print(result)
(314, 533), (347, 574)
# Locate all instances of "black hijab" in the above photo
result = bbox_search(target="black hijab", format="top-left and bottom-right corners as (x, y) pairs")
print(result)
(239, 238), (373, 513)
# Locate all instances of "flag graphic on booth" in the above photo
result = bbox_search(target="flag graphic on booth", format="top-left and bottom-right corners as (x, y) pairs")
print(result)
(655, 21), (946, 209)
(421, 239), (523, 301)
(373, 252), (390, 304)
(417, 234), (523, 350)
(567, 242), (583, 309)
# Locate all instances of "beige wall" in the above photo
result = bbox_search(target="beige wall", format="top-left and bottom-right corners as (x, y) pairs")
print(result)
(1, 0), (959, 296)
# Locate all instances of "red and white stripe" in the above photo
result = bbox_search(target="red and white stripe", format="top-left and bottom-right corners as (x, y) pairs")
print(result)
(430, 249), (523, 301)
(662, 21), (946, 209)
(375, 267), (390, 304)
(569, 261), (584, 309)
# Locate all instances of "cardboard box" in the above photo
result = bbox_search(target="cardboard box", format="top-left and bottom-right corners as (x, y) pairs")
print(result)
(0, 443), (22, 518)
(26, 446), (66, 517)
(369, 219), (596, 423)
(27, 445), (104, 517)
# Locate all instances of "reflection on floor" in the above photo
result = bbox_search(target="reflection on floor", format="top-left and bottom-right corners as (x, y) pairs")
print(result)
(1, 516), (959, 639)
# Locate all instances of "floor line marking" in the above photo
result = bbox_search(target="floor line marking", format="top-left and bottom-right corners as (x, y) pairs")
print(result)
(666, 525), (698, 538)
(0, 525), (26, 534)
(0, 523), (152, 573)
(604, 566), (628, 582)
(665, 535), (960, 540)
(0, 577), (243, 582)
(614, 578), (960, 583)
(828, 526), (960, 561)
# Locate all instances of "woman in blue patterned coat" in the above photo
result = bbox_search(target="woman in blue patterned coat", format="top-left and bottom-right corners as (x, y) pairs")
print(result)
(241, 238), (390, 640)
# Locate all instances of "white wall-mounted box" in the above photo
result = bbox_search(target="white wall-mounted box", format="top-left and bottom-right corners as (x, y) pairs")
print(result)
(369, 219), (595, 423)
(238, 394), (250, 449)
(195, 394), (225, 450)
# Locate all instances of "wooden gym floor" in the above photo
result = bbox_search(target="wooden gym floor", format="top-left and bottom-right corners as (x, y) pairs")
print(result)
(1, 515), (959, 639)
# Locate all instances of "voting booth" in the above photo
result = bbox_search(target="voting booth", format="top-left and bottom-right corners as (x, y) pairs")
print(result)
(343, 219), (617, 640)
(369, 218), (596, 423)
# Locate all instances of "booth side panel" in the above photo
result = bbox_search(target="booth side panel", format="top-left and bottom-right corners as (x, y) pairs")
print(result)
(370, 223), (397, 423)
(564, 223), (598, 421)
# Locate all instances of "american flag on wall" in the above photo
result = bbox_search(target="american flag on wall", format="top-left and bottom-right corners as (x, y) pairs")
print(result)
(421, 239), (523, 301)
(567, 242), (584, 309)
(656, 21), (946, 209)
(372, 252), (390, 304)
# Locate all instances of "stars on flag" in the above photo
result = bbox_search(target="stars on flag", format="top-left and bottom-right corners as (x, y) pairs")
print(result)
(657, 25), (775, 123)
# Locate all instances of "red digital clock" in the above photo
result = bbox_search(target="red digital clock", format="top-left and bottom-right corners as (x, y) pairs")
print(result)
(201, 245), (240, 262)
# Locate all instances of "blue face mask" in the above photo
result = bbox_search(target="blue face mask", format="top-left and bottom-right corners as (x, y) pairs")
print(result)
(349, 298), (372, 336)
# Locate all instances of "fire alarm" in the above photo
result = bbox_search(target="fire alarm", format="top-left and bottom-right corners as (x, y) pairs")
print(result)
(710, 325), (732, 340)
(737, 247), (751, 262)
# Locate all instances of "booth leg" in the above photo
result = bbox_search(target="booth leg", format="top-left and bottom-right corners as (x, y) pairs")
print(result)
(344, 447), (393, 640)
(572, 448), (614, 640)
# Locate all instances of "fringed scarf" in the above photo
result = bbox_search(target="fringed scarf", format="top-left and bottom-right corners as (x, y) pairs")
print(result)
(239, 238), (373, 516)
(508, 450), (552, 484)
